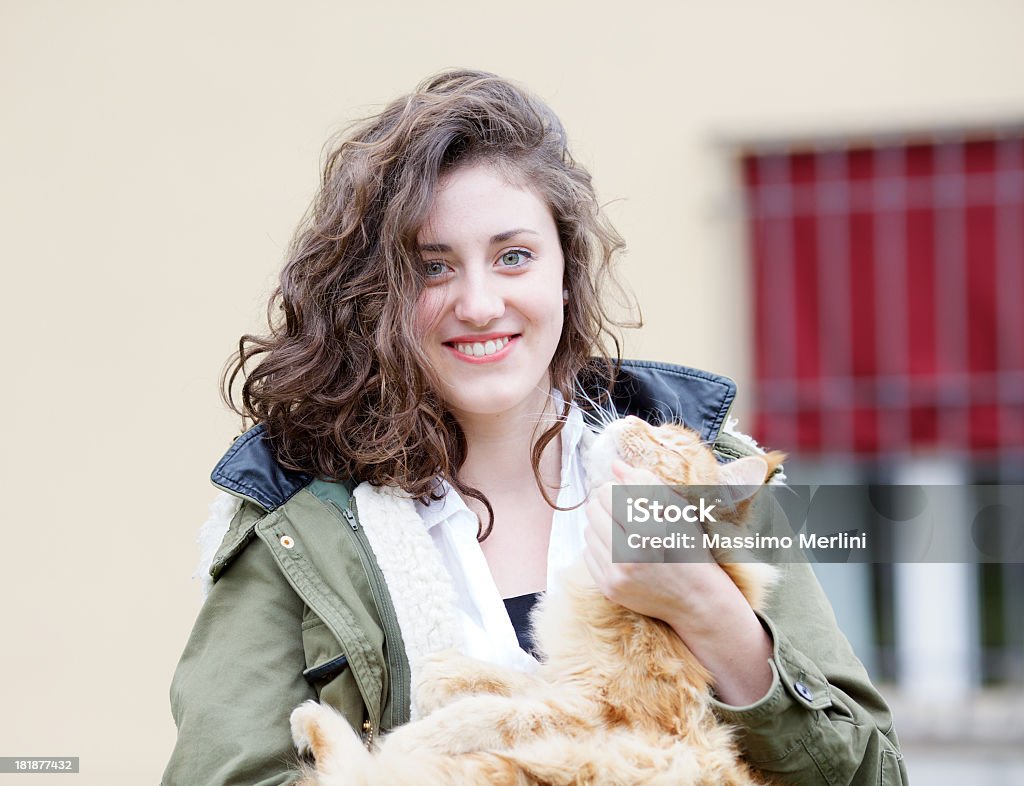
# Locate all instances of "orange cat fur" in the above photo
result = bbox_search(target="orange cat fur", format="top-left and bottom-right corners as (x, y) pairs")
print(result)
(290, 415), (786, 786)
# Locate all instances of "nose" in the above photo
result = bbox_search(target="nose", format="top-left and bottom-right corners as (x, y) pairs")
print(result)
(453, 271), (505, 326)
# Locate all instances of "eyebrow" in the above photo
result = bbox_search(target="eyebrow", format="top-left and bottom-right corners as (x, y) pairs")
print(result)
(417, 228), (540, 253)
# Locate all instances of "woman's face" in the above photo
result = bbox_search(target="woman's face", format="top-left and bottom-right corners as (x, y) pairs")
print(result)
(415, 162), (566, 423)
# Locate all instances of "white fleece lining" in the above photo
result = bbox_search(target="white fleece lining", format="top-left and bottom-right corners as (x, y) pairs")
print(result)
(353, 482), (463, 719)
(194, 491), (242, 600)
(192, 483), (463, 718)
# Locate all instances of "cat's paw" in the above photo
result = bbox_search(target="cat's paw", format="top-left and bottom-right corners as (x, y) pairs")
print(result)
(290, 701), (328, 759)
(415, 650), (497, 714)
(290, 700), (366, 766)
(388, 694), (556, 756)
(415, 650), (534, 716)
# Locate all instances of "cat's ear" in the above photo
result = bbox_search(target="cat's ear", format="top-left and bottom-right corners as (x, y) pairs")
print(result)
(717, 455), (769, 500)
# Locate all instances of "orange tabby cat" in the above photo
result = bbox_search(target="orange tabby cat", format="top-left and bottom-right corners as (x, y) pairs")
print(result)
(290, 415), (785, 786)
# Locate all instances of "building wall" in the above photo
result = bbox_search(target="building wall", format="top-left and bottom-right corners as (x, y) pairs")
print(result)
(3, 1), (1024, 782)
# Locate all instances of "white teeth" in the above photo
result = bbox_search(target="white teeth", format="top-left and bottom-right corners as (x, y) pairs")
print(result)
(453, 336), (511, 357)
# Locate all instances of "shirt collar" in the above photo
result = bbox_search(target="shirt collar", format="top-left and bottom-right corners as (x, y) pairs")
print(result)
(415, 390), (588, 533)
(416, 478), (471, 531)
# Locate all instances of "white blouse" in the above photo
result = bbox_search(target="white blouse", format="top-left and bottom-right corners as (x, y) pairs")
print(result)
(414, 395), (592, 671)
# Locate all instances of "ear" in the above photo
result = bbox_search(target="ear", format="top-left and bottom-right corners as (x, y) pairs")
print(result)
(716, 455), (769, 503)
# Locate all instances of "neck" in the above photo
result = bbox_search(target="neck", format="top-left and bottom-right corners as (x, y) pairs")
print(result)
(454, 385), (563, 495)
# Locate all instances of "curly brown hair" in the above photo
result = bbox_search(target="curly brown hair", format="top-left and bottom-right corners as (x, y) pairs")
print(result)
(224, 68), (637, 539)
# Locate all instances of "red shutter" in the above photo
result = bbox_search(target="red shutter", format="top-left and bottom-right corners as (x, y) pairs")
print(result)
(742, 135), (1024, 457)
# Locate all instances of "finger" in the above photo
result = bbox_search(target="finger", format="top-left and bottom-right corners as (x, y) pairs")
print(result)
(581, 543), (605, 587)
(585, 482), (614, 517)
(583, 546), (629, 606)
(584, 499), (614, 563)
(585, 510), (613, 566)
(586, 485), (616, 542)
(611, 458), (630, 482)
(613, 459), (664, 487)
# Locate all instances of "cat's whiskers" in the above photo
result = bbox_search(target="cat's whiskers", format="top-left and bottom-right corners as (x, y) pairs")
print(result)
(572, 384), (620, 432)
(646, 395), (679, 427)
(581, 409), (615, 433)
(522, 390), (573, 428)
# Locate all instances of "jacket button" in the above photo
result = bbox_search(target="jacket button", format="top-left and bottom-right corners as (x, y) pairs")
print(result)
(793, 681), (814, 701)
(280, 535), (295, 549)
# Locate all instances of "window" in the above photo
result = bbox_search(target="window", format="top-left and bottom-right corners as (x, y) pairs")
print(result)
(742, 134), (1024, 460)
(741, 132), (1024, 686)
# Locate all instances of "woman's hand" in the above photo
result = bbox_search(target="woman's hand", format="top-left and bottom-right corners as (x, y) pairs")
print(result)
(582, 459), (775, 706)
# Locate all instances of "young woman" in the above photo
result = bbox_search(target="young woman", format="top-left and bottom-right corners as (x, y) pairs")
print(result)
(162, 70), (906, 785)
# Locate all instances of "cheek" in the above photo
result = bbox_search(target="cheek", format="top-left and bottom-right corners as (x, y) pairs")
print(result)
(548, 302), (566, 332)
(414, 289), (446, 339)
(540, 288), (566, 329)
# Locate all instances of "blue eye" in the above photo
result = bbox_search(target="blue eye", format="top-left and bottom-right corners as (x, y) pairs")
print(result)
(498, 249), (533, 268)
(424, 261), (449, 278)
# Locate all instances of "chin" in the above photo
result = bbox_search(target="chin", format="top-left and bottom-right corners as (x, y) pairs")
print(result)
(442, 378), (550, 420)
(450, 391), (539, 418)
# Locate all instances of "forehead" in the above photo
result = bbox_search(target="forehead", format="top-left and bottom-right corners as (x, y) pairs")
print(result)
(417, 163), (555, 242)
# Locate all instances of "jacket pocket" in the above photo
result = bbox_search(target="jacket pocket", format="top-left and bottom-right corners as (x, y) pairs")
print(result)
(301, 613), (367, 733)
(303, 654), (348, 685)
(878, 732), (906, 785)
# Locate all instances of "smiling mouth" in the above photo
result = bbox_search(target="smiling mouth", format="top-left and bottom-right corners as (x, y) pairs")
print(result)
(445, 335), (518, 358)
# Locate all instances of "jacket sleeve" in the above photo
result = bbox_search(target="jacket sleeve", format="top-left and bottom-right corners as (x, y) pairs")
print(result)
(162, 526), (316, 786)
(710, 556), (908, 785)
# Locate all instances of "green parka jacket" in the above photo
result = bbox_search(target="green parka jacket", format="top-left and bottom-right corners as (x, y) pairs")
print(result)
(162, 361), (907, 786)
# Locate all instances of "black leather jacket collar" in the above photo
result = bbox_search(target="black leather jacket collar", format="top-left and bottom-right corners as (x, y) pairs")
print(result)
(211, 359), (736, 512)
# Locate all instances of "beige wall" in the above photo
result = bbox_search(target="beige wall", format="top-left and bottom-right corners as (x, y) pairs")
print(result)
(3, 1), (1023, 782)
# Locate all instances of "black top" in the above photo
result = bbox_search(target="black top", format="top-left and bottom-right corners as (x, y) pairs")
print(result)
(503, 591), (542, 658)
